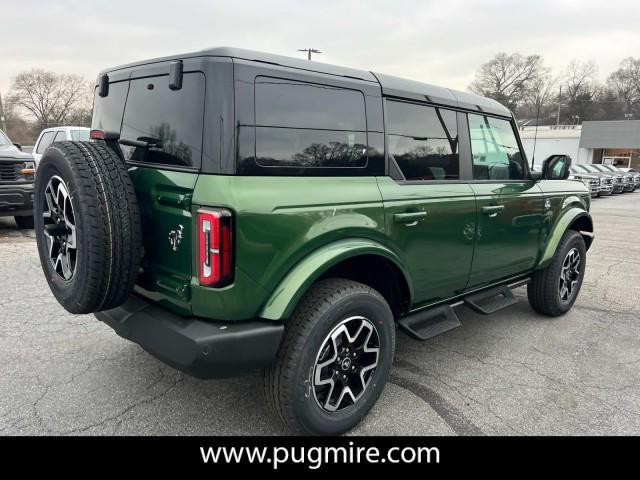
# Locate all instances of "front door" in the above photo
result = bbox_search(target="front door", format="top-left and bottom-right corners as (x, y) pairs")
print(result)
(379, 101), (476, 306)
(466, 113), (545, 287)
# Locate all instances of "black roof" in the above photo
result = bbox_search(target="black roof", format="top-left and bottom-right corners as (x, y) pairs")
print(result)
(100, 47), (511, 117)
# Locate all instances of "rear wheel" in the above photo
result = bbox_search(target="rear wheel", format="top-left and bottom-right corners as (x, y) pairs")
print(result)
(14, 215), (34, 229)
(528, 230), (586, 316)
(264, 278), (395, 435)
(34, 141), (142, 314)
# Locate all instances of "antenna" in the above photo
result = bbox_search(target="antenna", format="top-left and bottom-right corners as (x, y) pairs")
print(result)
(297, 48), (322, 61)
(531, 100), (541, 169)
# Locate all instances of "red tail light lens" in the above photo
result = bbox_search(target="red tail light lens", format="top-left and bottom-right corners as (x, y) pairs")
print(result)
(197, 208), (234, 287)
(90, 129), (106, 140)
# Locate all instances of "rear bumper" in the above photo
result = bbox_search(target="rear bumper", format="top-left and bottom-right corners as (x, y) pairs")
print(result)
(0, 183), (34, 216)
(95, 294), (284, 379)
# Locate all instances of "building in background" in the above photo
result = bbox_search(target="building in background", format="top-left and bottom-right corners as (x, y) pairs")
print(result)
(579, 120), (640, 169)
(520, 125), (587, 167)
(519, 120), (640, 170)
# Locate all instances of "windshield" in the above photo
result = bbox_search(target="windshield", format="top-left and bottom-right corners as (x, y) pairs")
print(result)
(0, 129), (11, 146)
(572, 165), (589, 173)
(601, 165), (618, 172)
(582, 165), (601, 173)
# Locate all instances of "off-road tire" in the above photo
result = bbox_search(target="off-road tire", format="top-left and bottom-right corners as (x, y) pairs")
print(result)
(528, 230), (586, 316)
(14, 215), (34, 229)
(263, 278), (395, 435)
(34, 141), (142, 314)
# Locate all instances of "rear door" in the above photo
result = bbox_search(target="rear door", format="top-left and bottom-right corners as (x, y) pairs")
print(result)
(378, 100), (476, 306)
(91, 68), (205, 313)
(118, 71), (205, 312)
(466, 113), (544, 287)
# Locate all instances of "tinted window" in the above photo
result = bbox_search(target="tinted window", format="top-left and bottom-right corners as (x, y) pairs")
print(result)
(255, 77), (366, 130)
(253, 77), (367, 169)
(91, 81), (128, 134)
(386, 101), (459, 181)
(36, 131), (55, 153)
(468, 114), (525, 180)
(53, 131), (67, 143)
(120, 73), (205, 168)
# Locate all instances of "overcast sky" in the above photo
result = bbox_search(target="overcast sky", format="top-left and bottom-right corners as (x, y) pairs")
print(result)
(1, 0), (639, 94)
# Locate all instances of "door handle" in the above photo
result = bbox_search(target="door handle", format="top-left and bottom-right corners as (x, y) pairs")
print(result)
(393, 211), (427, 226)
(481, 205), (505, 218)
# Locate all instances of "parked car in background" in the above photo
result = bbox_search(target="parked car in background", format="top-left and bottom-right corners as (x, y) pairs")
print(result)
(568, 170), (600, 197)
(0, 128), (36, 228)
(32, 127), (90, 166)
(617, 167), (640, 189)
(572, 164), (620, 194)
(588, 164), (634, 192)
(594, 164), (638, 191)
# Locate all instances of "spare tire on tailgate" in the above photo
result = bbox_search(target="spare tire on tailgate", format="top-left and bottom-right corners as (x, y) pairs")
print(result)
(34, 141), (142, 314)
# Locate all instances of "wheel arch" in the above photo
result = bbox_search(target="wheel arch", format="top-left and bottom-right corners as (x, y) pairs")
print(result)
(537, 208), (594, 270)
(259, 239), (413, 321)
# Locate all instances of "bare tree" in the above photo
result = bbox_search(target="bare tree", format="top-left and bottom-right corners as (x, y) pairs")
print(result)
(9, 70), (91, 130)
(607, 57), (640, 119)
(469, 53), (547, 110)
(518, 72), (558, 125)
(561, 60), (601, 123)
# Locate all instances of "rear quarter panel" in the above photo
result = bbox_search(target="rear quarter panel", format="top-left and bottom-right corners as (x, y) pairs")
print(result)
(190, 175), (386, 320)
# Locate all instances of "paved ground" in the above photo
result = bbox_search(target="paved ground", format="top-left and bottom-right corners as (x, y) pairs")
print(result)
(1, 192), (639, 435)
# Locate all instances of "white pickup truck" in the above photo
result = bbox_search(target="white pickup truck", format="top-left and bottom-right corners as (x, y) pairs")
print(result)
(32, 127), (89, 166)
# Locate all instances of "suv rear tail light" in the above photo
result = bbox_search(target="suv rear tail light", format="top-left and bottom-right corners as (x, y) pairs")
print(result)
(197, 208), (233, 287)
(90, 129), (106, 140)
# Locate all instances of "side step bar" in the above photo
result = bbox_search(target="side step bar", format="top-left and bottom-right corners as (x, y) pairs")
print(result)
(398, 279), (528, 341)
(464, 284), (519, 315)
(398, 305), (461, 341)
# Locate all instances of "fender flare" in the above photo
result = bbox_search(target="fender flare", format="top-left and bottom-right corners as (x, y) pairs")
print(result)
(536, 207), (594, 270)
(259, 238), (413, 321)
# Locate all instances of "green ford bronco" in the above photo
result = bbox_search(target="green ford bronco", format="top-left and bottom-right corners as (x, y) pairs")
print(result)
(34, 47), (593, 435)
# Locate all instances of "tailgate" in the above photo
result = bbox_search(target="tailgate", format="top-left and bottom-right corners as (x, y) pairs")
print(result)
(129, 166), (198, 315)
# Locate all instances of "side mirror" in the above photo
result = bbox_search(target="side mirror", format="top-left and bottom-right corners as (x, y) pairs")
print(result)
(542, 155), (572, 180)
(13, 143), (22, 151)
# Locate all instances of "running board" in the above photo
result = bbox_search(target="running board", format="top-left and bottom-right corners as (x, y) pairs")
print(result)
(463, 284), (519, 315)
(398, 305), (461, 341)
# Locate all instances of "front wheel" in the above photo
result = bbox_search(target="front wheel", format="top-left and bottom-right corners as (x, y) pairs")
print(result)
(263, 278), (395, 435)
(528, 230), (586, 316)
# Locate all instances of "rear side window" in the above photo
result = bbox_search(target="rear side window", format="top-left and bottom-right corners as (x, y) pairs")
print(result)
(253, 77), (367, 169)
(91, 81), (129, 134)
(120, 72), (205, 168)
(71, 129), (89, 141)
(36, 131), (55, 153)
(468, 114), (525, 180)
(386, 101), (459, 181)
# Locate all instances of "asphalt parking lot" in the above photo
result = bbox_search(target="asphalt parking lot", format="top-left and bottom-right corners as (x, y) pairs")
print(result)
(1, 193), (639, 435)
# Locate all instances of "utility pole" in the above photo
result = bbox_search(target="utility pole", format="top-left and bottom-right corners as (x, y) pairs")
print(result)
(556, 85), (562, 127)
(297, 48), (322, 61)
(0, 90), (7, 132)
